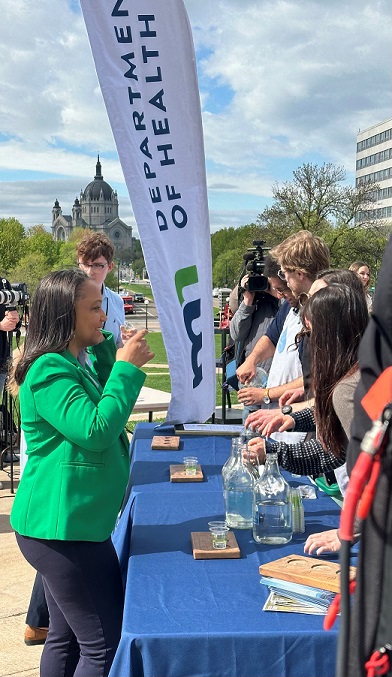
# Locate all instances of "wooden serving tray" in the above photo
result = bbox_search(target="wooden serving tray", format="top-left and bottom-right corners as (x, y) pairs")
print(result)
(151, 435), (180, 450)
(259, 554), (356, 593)
(191, 531), (240, 559)
(170, 464), (204, 482)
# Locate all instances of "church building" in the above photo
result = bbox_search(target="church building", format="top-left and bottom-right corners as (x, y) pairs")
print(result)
(51, 157), (133, 251)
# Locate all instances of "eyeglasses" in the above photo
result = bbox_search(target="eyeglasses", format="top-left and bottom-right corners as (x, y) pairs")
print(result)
(78, 262), (108, 270)
(271, 286), (287, 297)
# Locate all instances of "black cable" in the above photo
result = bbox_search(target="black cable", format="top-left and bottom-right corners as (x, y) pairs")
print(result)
(336, 539), (352, 677)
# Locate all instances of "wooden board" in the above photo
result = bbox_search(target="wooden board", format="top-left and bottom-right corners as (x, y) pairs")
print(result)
(191, 531), (240, 559)
(151, 435), (180, 450)
(170, 464), (204, 482)
(259, 555), (356, 593)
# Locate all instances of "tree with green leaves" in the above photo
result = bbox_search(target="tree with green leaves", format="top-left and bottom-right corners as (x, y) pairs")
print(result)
(211, 162), (390, 286)
(24, 225), (61, 267)
(57, 227), (91, 268)
(322, 222), (390, 273)
(131, 257), (145, 278)
(10, 252), (53, 296)
(0, 218), (25, 275)
(211, 224), (270, 286)
(257, 162), (379, 235)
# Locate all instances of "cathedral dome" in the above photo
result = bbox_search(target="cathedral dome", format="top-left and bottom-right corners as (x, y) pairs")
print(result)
(52, 155), (131, 249)
(82, 156), (115, 201)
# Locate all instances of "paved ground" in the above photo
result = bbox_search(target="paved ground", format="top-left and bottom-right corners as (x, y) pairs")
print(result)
(0, 463), (42, 677)
(0, 409), (167, 677)
(0, 341), (241, 675)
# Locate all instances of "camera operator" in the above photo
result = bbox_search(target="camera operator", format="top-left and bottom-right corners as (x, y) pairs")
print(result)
(0, 279), (21, 393)
(228, 252), (286, 422)
(229, 255), (280, 371)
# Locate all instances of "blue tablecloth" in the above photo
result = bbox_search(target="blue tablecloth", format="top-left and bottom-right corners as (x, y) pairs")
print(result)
(123, 424), (234, 501)
(110, 424), (346, 677)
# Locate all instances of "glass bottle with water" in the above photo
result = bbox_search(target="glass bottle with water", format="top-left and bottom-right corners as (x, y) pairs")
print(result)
(244, 440), (260, 482)
(239, 427), (261, 481)
(222, 437), (240, 483)
(253, 452), (292, 544)
(223, 441), (254, 529)
(240, 425), (259, 444)
(238, 365), (268, 390)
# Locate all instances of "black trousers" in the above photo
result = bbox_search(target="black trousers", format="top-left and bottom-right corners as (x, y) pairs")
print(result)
(16, 533), (124, 677)
(26, 571), (49, 628)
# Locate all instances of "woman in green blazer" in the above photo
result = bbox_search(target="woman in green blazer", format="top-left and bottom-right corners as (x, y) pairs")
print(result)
(11, 268), (154, 677)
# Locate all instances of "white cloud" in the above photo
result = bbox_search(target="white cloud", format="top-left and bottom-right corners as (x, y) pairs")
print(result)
(194, 0), (392, 168)
(0, 1), (113, 149)
(0, 0), (390, 232)
(208, 208), (258, 233)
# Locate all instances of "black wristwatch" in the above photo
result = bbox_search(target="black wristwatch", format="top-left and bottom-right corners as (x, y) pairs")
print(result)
(281, 404), (293, 415)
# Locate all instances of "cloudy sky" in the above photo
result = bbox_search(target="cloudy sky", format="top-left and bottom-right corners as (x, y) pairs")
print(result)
(0, 0), (391, 236)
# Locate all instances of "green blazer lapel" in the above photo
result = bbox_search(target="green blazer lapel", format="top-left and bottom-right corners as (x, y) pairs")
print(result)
(63, 351), (102, 402)
(63, 350), (129, 454)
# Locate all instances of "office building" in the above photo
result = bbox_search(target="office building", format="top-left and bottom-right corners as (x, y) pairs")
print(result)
(356, 118), (392, 224)
(355, 118), (392, 224)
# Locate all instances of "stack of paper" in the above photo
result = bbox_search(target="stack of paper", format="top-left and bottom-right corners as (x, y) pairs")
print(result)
(260, 576), (335, 615)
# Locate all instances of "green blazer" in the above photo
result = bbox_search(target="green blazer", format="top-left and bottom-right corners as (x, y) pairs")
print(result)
(11, 333), (145, 541)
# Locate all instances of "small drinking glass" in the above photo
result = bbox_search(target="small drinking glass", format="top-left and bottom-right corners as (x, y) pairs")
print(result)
(183, 456), (198, 476)
(208, 521), (230, 549)
(120, 321), (136, 341)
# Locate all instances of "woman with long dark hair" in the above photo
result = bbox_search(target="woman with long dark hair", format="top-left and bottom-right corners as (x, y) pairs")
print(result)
(10, 269), (154, 677)
(247, 283), (369, 480)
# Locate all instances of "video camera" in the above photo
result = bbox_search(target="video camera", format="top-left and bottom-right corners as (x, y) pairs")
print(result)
(240, 240), (270, 293)
(0, 279), (29, 309)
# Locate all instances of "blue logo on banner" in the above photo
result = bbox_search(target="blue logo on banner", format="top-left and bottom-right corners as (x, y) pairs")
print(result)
(175, 265), (202, 388)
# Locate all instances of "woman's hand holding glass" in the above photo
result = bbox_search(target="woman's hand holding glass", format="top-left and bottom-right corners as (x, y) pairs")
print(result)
(237, 386), (265, 406)
(120, 321), (137, 343)
(116, 328), (154, 368)
(247, 437), (266, 464)
(245, 409), (295, 435)
(236, 357), (257, 385)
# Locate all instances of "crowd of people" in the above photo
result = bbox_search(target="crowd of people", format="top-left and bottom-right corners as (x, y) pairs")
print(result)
(229, 230), (374, 556)
(4, 226), (381, 677)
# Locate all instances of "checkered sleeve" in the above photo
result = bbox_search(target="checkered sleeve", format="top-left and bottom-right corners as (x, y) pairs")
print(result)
(264, 436), (345, 476)
(291, 407), (316, 432)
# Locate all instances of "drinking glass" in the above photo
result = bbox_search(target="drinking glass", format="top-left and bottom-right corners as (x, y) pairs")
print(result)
(208, 521), (230, 549)
(121, 321), (136, 341)
(183, 456), (198, 476)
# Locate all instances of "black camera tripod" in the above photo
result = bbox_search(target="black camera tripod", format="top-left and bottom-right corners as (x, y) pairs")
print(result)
(0, 323), (23, 494)
(0, 381), (20, 493)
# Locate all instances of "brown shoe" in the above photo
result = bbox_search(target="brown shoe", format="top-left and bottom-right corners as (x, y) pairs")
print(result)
(24, 625), (49, 646)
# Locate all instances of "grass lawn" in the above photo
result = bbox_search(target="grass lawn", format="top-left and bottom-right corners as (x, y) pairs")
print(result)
(142, 369), (238, 407)
(144, 333), (168, 364)
(146, 331), (226, 365)
(141, 331), (239, 410)
(124, 283), (154, 301)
